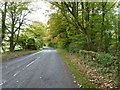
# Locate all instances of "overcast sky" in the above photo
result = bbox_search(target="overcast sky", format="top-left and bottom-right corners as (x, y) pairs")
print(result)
(27, 0), (54, 24)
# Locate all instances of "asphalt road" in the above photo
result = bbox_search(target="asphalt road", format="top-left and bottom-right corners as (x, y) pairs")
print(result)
(1, 48), (79, 88)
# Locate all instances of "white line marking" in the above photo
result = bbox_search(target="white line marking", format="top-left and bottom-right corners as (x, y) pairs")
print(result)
(0, 81), (6, 86)
(25, 56), (41, 68)
(0, 55), (42, 86)
(13, 73), (17, 76)
(0, 83), (3, 86)
(13, 71), (20, 76)
(13, 56), (41, 77)
(26, 61), (35, 68)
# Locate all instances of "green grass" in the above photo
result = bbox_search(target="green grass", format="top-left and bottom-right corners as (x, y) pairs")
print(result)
(2, 50), (39, 62)
(57, 49), (98, 89)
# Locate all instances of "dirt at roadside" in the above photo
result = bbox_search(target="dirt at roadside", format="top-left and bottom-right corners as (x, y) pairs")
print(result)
(2, 50), (38, 62)
(64, 51), (118, 89)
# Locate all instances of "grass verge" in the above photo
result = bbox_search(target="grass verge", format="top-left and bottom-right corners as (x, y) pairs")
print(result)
(2, 50), (39, 62)
(57, 49), (97, 89)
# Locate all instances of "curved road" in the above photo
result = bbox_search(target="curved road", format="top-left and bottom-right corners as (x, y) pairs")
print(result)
(2, 48), (78, 88)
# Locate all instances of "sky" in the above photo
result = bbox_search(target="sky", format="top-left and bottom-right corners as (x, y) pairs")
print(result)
(26, 0), (54, 24)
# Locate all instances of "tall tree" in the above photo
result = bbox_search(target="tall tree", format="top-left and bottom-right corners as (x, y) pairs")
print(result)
(6, 2), (30, 51)
(1, 2), (7, 41)
(50, 1), (118, 52)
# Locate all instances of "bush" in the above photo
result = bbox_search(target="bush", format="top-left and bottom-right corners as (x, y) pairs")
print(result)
(18, 34), (28, 50)
(35, 39), (44, 50)
(96, 52), (113, 67)
(58, 39), (70, 49)
(27, 38), (37, 50)
(68, 42), (80, 53)
(48, 41), (56, 48)
(18, 36), (43, 50)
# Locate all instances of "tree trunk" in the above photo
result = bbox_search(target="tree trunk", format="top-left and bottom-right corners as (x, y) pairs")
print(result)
(81, 2), (84, 28)
(10, 32), (14, 52)
(83, 28), (92, 50)
(117, 3), (120, 88)
(84, 2), (91, 50)
(101, 2), (107, 51)
(10, 13), (15, 52)
(2, 2), (7, 41)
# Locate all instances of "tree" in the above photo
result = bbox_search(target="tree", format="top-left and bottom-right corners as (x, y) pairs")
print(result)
(49, 1), (118, 53)
(18, 21), (45, 50)
(17, 34), (28, 50)
(51, 2), (92, 50)
(6, 2), (30, 51)
(24, 21), (45, 38)
(1, 2), (7, 41)
(47, 10), (71, 48)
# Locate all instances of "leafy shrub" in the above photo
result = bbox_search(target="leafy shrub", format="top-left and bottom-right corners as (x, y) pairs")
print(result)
(35, 39), (43, 49)
(96, 52), (113, 67)
(18, 35), (43, 50)
(68, 42), (80, 53)
(78, 49), (118, 80)
(18, 34), (28, 49)
(48, 41), (56, 48)
(27, 38), (37, 50)
(58, 39), (70, 49)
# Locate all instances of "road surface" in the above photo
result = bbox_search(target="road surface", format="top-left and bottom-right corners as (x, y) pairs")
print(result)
(2, 48), (79, 88)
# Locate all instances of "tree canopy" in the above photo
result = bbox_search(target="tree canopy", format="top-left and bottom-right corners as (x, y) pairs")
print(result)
(47, 1), (118, 55)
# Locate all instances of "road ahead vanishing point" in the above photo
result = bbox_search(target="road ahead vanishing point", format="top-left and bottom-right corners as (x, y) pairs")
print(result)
(2, 48), (78, 88)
